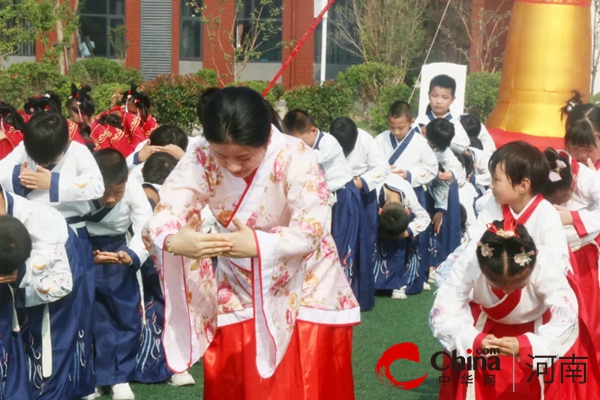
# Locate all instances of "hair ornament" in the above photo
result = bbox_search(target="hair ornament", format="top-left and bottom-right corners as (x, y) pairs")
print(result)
(549, 171), (562, 182)
(514, 247), (535, 268)
(549, 159), (567, 182)
(478, 242), (494, 258)
(486, 221), (519, 239)
(44, 93), (51, 98)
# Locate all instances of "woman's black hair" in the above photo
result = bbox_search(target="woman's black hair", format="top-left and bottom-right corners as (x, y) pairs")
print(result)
(489, 141), (550, 195)
(0, 101), (25, 131)
(542, 148), (573, 199)
(476, 220), (537, 286)
(66, 84), (95, 118)
(202, 87), (272, 147)
(197, 87), (221, 125)
(561, 90), (585, 122)
(330, 117), (359, 157)
(425, 118), (454, 151)
(0, 215), (32, 276)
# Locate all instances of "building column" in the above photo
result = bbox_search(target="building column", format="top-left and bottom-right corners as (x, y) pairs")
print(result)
(126, 0), (141, 70)
(282, 0), (315, 89)
(202, 0), (235, 85)
(172, 0), (181, 75)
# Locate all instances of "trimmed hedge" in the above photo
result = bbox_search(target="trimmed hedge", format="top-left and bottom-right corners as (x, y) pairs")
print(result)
(284, 81), (353, 130)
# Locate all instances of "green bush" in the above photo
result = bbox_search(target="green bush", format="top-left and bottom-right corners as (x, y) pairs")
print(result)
(336, 62), (405, 121)
(91, 83), (130, 115)
(195, 69), (218, 87)
(226, 80), (284, 108)
(591, 92), (600, 106)
(369, 84), (414, 134)
(0, 62), (69, 108)
(284, 81), (353, 130)
(464, 71), (501, 122)
(146, 74), (213, 131)
(69, 58), (144, 88)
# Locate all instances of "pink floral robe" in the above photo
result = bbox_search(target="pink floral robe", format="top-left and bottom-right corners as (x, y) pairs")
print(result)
(142, 127), (360, 378)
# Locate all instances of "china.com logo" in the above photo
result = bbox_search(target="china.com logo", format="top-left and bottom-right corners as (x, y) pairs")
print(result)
(374, 342), (501, 390)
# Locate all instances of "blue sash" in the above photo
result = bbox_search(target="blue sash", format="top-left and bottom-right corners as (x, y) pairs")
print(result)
(313, 131), (325, 150)
(427, 110), (453, 122)
(388, 128), (417, 166)
(4, 188), (15, 215)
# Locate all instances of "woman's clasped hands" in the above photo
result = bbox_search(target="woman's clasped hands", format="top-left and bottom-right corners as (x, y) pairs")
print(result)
(167, 213), (258, 260)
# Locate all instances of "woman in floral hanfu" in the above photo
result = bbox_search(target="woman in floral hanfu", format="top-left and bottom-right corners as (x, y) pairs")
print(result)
(142, 87), (360, 400)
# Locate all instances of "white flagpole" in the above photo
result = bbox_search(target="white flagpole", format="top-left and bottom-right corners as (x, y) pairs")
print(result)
(320, 9), (329, 84)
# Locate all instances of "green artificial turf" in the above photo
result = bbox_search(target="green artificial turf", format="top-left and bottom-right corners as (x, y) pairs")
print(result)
(98, 290), (442, 400)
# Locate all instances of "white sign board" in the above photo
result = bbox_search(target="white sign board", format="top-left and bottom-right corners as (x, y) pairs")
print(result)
(418, 63), (468, 116)
(314, 0), (328, 18)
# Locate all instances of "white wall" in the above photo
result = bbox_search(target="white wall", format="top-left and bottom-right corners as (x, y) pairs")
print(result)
(2, 55), (36, 69)
(179, 61), (204, 75)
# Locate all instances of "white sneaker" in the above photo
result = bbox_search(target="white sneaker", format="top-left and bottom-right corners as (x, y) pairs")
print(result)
(81, 387), (102, 400)
(169, 371), (196, 387)
(111, 383), (135, 400)
(391, 287), (407, 300)
(428, 270), (436, 283)
(423, 282), (432, 291)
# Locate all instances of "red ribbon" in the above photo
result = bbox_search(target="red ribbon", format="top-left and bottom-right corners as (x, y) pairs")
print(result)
(263, 0), (337, 96)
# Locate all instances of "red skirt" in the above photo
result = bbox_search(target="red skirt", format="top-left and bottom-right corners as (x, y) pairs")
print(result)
(203, 319), (355, 400)
(573, 244), (600, 362)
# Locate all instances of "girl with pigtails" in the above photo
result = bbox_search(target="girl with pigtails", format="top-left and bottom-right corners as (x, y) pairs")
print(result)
(431, 219), (597, 399)
(24, 92), (88, 146)
(542, 148), (600, 364)
(0, 101), (25, 160)
(561, 91), (600, 172)
(92, 85), (146, 152)
(122, 83), (158, 137)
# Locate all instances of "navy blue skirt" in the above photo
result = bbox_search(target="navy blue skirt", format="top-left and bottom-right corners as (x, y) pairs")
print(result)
(89, 235), (142, 386)
(134, 260), (173, 383)
(21, 226), (95, 399)
(0, 264), (32, 400)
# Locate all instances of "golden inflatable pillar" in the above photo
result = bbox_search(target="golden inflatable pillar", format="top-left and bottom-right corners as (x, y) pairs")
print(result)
(487, 0), (592, 149)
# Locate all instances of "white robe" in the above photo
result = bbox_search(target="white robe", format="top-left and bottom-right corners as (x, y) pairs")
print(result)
(374, 130), (438, 188)
(312, 131), (353, 193)
(346, 128), (390, 192)
(0, 141), (105, 220)
(415, 112), (470, 152)
(2, 187), (72, 307)
(86, 179), (153, 266)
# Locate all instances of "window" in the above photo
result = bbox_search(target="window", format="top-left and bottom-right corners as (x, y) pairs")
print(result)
(0, 0), (35, 56)
(314, 4), (362, 65)
(181, 0), (202, 60)
(236, 0), (283, 63)
(79, 0), (125, 58)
